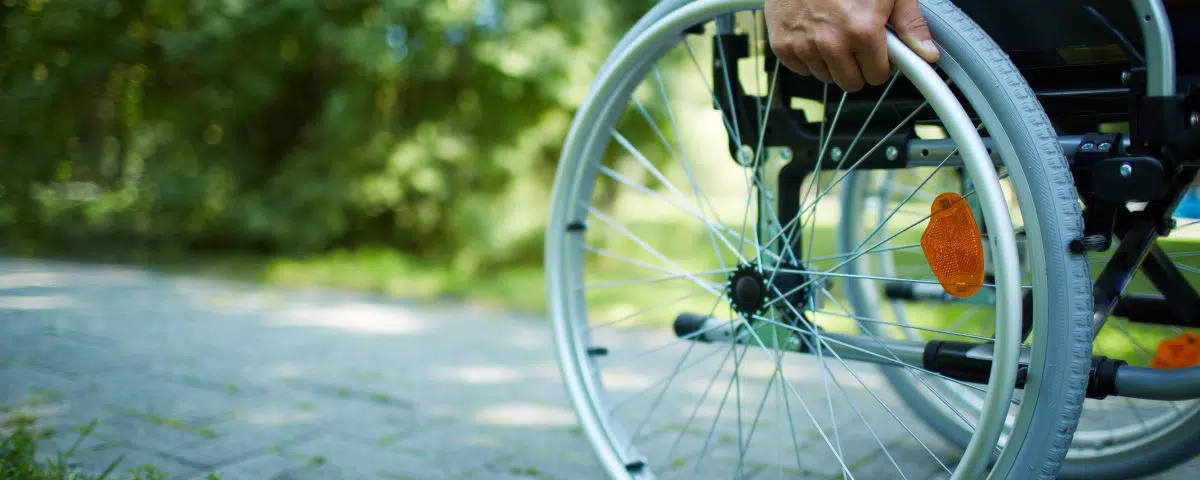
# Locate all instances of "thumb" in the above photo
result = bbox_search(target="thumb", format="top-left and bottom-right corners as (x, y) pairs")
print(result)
(890, 0), (939, 63)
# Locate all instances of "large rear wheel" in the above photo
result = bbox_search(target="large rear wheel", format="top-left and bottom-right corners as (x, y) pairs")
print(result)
(546, 0), (1091, 478)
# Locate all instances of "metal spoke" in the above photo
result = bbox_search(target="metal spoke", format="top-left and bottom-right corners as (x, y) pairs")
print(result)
(582, 246), (733, 295)
(588, 290), (706, 332)
(735, 363), (780, 477)
(800, 91), (848, 264)
(623, 296), (728, 441)
(772, 267), (1032, 290)
(665, 338), (739, 464)
(784, 292), (961, 470)
(601, 317), (739, 372)
(767, 176), (1009, 309)
(737, 320), (855, 476)
(652, 68), (731, 271)
(805, 242), (924, 264)
(582, 272), (726, 291)
(587, 203), (737, 300)
(739, 312), (900, 477)
(600, 144), (753, 264)
(849, 124), (982, 256)
(612, 340), (729, 418)
(751, 313), (994, 399)
(755, 106), (935, 268)
(691, 342), (752, 476)
(794, 101), (931, 225)
(809, 307), (993, 341)
(713, 17), (744, 147)
(683, 41), (743, 148)
(816, 288), (983, 434)
(840, 73), (902, 164)
(748, 310), (960, 475)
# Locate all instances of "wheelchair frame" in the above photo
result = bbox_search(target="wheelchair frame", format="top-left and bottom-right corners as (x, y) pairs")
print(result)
(683, 0), (1200, 402)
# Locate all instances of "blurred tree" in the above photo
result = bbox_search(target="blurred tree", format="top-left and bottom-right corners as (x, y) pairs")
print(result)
(0, 0), (659, 271)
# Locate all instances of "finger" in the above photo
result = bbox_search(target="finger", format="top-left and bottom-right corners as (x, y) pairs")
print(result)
(826, 52), (865, 92)
(767, 31), (813, 77)
(790, 38), (832, 84)
(776, 48), (811, 77)
(805, 57), (834, 85)
(891, 0), (940, 63)
(816, 36), (864, 92)
(855, 30), (891, 86)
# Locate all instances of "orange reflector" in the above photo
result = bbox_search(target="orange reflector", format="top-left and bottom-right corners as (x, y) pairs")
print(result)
(920, 192), (985, 299)
(1152, 332), (1200, 369)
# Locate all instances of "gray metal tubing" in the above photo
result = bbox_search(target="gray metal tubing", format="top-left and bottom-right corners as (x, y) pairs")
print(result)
(1130, 0), (1176, 97)
(693, 321), (1200, 402)
(812, 338), (1200, 403)
(676, 315), (928, 367)
(1116, 365), (1200, 401)
(904, 135), (1132, 167)
(811, 332), (927, 368)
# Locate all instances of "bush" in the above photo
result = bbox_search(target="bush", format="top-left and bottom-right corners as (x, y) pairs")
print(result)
(0, 0), (656, 272)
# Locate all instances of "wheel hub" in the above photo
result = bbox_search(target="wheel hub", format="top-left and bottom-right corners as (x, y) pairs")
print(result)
(727, 263), (812, 319)
(728, 265), (766, 317)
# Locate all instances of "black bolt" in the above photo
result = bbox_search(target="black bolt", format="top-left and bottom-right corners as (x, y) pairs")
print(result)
(566, 221), (587, 232)
(1159, 218), (1177, 235)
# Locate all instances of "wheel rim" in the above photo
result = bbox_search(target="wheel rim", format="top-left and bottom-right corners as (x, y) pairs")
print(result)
(546, 1), (1021, 478)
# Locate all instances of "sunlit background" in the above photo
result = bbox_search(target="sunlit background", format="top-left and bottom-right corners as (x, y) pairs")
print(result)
(0, 0), (685, 315)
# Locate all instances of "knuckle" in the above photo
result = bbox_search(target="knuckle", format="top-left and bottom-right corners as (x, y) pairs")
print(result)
(769, 35), (807, 59)
(848, 17), (884, 42)
(813, 37), (843, 57)
(812, 34), (838, 52)
(793, 44), (817, 63)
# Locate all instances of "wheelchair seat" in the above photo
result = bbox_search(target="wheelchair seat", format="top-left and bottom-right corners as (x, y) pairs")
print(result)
(953, 0), (1199, 75)
(946, 1), (1199, 131)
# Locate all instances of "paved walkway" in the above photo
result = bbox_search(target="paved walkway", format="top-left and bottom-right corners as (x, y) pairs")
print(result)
(0, 258), (1197, 479)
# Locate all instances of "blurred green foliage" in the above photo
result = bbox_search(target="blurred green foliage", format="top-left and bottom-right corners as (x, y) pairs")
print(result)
(0, 0), (656, 273)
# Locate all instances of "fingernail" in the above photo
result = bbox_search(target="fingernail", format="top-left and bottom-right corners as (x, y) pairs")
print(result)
(921, 39), (938, 55)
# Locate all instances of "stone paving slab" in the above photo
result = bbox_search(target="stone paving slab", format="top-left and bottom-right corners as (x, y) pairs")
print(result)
(2, 257), (1199, 479)
(195, 452), (312, 480)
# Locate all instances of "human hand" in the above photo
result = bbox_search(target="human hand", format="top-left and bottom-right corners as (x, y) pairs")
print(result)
(764, 0), (940, 92)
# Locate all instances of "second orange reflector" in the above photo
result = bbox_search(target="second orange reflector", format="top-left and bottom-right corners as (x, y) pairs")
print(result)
(920, 192), (985, 299)
(1152, 332), (1200, 369)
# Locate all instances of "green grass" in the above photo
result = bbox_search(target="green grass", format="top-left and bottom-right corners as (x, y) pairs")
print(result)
(0, 420), (223, 480)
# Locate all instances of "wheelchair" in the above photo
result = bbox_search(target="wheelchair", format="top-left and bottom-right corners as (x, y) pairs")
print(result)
(544, 0), (1200, 478)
